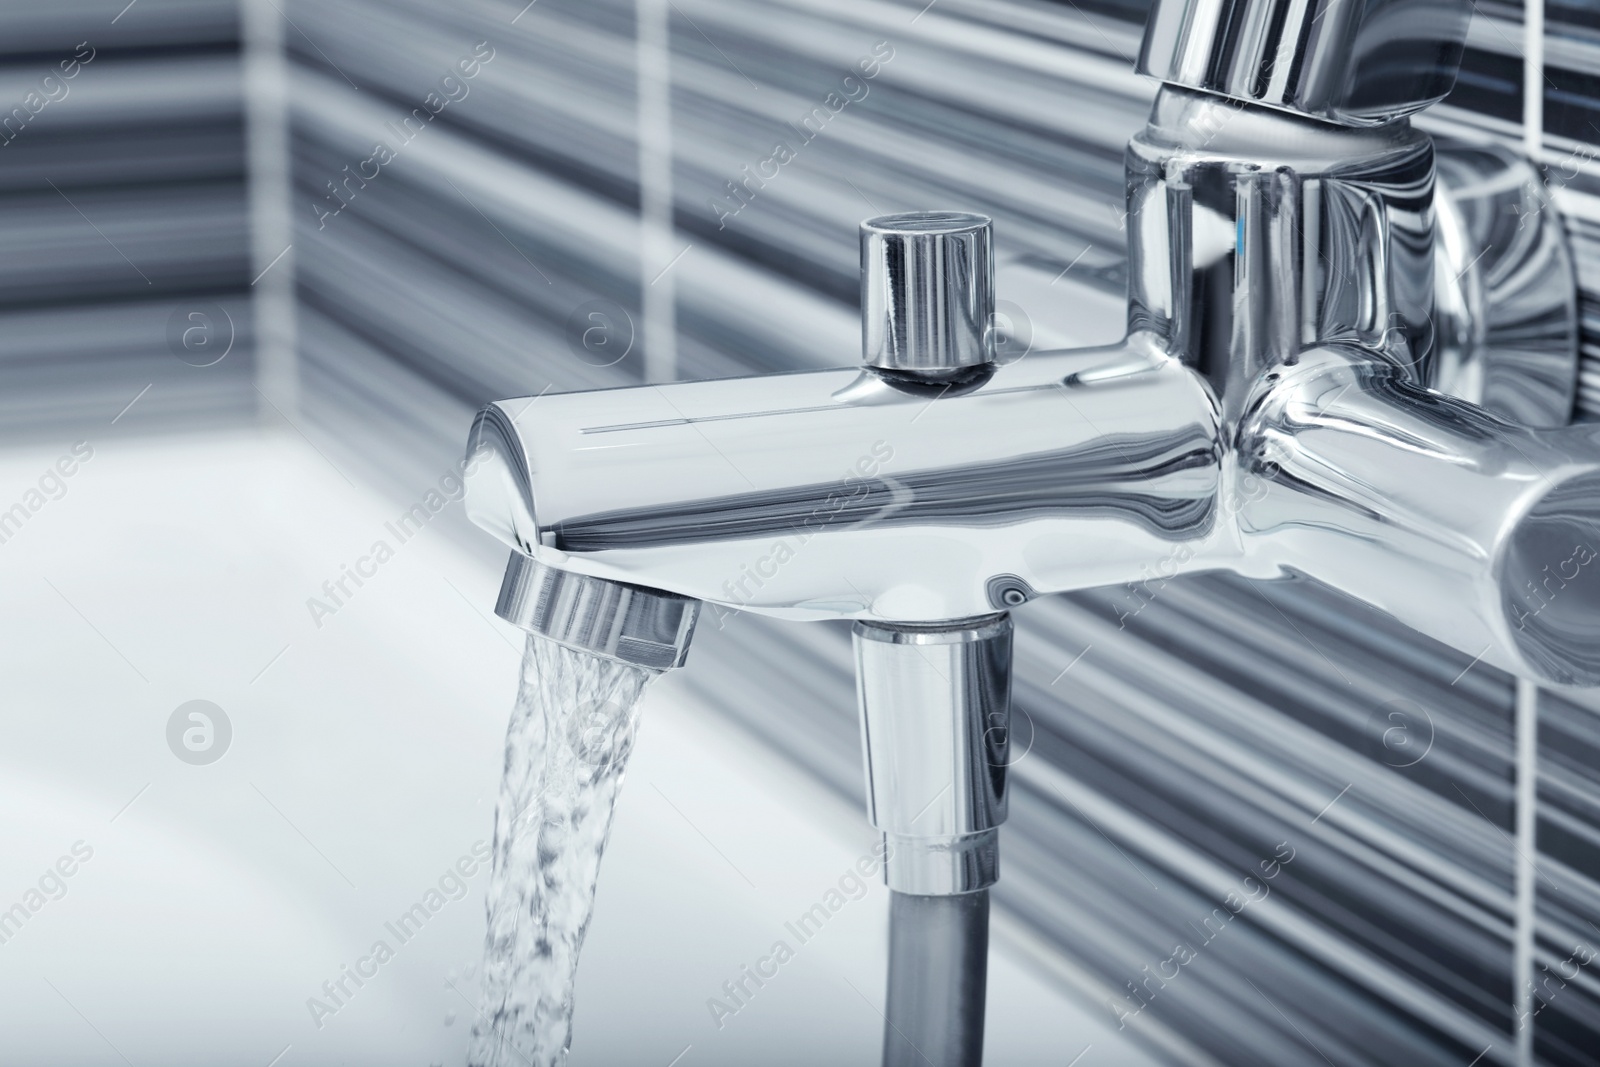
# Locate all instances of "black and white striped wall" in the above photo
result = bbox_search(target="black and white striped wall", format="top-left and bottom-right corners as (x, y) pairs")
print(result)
(10, 1), (1600, 1063)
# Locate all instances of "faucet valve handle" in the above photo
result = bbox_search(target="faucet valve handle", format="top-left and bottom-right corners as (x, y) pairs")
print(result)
(861, 211), (994, 384)
(1137, 0), (1472, 127)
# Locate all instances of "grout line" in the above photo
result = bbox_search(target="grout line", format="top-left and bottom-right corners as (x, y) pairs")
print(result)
(1523, 0), (1545, 161)
(1513, 678), (1539, 1067)
(637, 0), (677, 383)
(242, 0), (300, 416)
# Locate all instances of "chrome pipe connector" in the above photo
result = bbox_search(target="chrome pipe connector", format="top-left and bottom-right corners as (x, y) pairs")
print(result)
(1432, 140), (1579, 427)
(495, 551), (699, 671)
(854, 615), (1012, 895)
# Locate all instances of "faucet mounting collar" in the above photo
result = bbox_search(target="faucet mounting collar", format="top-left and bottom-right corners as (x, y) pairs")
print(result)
(855, 615), (1012, 895)
(495, 552), (699, 671)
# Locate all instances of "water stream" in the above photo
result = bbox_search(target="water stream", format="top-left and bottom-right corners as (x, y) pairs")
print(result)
(468, 634), (657, 1067)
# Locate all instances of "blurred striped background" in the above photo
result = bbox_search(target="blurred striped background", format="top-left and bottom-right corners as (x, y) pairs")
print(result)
(0, 0), (253, 436)
(8, 0), (1600, 1063)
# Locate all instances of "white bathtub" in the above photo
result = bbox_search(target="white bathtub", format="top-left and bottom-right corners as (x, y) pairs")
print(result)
(0, 427), (1158, 1066)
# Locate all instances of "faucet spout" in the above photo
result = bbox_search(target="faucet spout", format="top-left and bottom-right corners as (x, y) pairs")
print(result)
(492, 551), (699, 671)
(464, 333), (1225, 624)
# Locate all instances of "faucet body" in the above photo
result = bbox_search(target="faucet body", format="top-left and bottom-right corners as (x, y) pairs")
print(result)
(465, 1), (1598, 1061)
(467, 337), (1221, 622)
(467, 82), (1597, 684)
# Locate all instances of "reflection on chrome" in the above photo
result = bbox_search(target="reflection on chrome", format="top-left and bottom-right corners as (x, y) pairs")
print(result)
(467, 333), (1223, 623)
(465, 0), (1597, 1059)
(467, 79), (1595, 684)
(1137, 0), (1473, 127)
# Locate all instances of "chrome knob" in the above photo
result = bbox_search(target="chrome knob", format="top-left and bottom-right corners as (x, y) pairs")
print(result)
(861, 211), (994, 382)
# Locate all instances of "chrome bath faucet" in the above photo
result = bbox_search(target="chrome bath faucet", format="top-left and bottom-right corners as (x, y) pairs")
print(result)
(464, 0), (1599, 1061)
(468, 0), (1598, 688)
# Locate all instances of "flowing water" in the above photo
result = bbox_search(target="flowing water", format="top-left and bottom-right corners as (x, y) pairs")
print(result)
(468, 635), (657, 1067)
